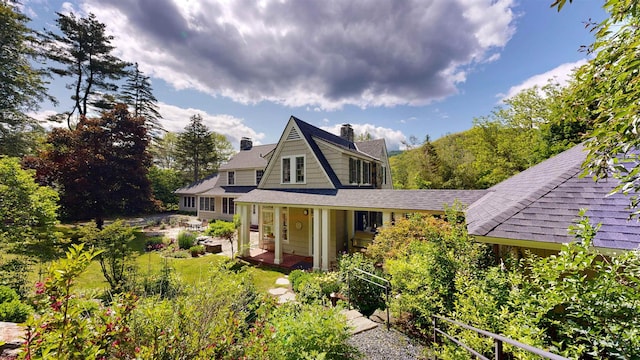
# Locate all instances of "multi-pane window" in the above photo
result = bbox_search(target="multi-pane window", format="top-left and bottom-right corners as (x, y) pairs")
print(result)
(199, 197), (214, 211)
(282, 158), (291, 183)
(256, 170), (264, 185)
(222, 197), (235, 214)
(282, 156), (305, 184)
(349, 158), (358, 184)
(296, 156), (305, 183)
(228, 171), (235, 185)
(362, 161), (371, 184)
(183, 196), (195, 208)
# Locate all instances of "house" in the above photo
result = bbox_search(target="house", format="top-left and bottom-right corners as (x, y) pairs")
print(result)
(465, 143), (640, 257)
(234, 116), (486, 270)
(175, 174), (219, 213)
(174, 138), (276, 225)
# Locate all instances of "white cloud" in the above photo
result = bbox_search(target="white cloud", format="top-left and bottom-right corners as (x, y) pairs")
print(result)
(157, 103), (265, 149)
(321, 123), (406, 151)
(499, 59), (588, 101)
(74, 0), (517, 110)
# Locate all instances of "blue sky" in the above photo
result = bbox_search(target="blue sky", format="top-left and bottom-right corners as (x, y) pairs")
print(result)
(23, 0), (606, 150)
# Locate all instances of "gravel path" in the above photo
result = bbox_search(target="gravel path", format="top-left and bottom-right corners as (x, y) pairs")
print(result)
(348, 326), (425, 359)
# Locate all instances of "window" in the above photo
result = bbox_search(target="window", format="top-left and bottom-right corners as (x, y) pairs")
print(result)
(199, 197), (214, 211)
(296, 156), (305, 183)
(256, 169), (264, 185)
(281, 155), (305, 184)
(382, 166), (387, 184)
(183, 196), (195, 208)
(223, 197), (235, 214)
(228, 171), (235, 185)
(349, 158), (357, 184)
(282, 158), (291, 183)
(363, 161), (371, 184)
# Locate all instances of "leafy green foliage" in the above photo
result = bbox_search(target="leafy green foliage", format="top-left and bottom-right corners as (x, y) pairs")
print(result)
(22, 244), (137, 359)
(189, 245), (205, 257)
(266, 303), (359, 360)
(553, 0), (640, 217)
(177, 231), (196, 250)
(31, 105), (154, 227)
(338, 252), (386, 317)
(142, 259), (183, 299)
(80, 220), (137, 293)
(205, 219), (238, 256)
(0, 285), (18, 304)
(120, 62), (164, 140)
(148, 166), (185, 211)
(0, 298), (32, 323)
(0, 157), (58, 246)
(0, 2), (53, 157)
(0, 257), (31, 299)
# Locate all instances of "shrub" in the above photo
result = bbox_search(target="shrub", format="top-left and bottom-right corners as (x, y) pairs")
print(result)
(0, 285), (18, 304)
(189, 245), (205, 257)
(143, 260), (182, 299)
(166, 250), (190, 259)
(266, 303), (359, 360)
(0, 258), (31, 299)
(289, 269), (310, 292)
(0, 299), (32, 323)
(338, 252), (386, 317)
(177, 231), (196, 249)
(145, 236), (166, 252)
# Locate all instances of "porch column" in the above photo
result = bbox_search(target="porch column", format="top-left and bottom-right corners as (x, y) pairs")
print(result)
(382, 211), (392, 228)
(274, 206), (282, 265)
(346, 210), (354, 252)
(321, 208), (329, 271)
(239, 204), (251, 257)
(313, 208), (321, 271)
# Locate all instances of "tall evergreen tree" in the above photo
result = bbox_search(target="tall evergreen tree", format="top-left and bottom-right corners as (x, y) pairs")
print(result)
(121, 62), (164, 140)
(175, 114), (215, 183)
(0, 2), (53, 156)
(42, 12), (129, 129)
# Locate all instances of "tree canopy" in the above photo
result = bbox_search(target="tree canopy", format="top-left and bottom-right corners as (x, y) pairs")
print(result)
(121, 62), (164, 141)
(0, 2), (53, 157)
(42, 12), (129, 128)
(0, 157), (58, 246)
(32, 105), (154, 228)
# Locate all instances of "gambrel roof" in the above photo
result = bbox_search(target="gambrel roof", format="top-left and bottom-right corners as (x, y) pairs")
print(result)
(466, 143), (640, 251)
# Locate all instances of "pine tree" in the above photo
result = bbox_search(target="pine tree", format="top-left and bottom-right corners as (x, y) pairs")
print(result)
(42, 12), (129, 129)
(121, 62), (164, 140)
(175, 114), (216, 183)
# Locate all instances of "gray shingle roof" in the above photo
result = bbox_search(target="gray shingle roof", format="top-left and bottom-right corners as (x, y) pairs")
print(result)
(466, 143), (640, 250)
(236, 188), (486, 212)
(174, 174), (219, 195)
(219, 144), (276, 170)
(355, 139), (386, 160)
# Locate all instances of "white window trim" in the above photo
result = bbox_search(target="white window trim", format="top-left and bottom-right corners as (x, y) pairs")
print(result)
(228, 171), (235, 185)
(281, 155), (306, 185)
(255, 169), (264, 186)
(362, 161), (371, 185)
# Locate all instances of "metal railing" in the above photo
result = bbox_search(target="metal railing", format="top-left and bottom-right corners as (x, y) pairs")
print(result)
(347, 268), (391, 329)
(432, 315), (569, 360)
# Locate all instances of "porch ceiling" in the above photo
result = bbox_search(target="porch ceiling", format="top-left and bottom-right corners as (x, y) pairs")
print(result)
(235, 188), (487, 213)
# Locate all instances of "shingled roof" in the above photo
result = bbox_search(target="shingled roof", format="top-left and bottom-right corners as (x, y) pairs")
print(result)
(466, 143), (640, 251)
(219, 144), (276, 170)
(237, 188), (486, 213)
(174, 174), (219, 195)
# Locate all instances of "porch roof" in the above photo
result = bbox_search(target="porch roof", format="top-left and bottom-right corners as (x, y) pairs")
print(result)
(235, 188), (487, 213)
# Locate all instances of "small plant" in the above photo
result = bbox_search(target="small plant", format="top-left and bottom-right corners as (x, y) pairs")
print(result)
(0, 285), (19, 304)
(166, 250), (190, 259)
(0, 299), (32, 323)
(189, 245), (205, 257)
(177, 231), (196, 249)
(145, 236), (166, 252)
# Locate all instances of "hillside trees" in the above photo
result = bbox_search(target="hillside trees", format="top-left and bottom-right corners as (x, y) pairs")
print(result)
(42, 12), (129, 128)
(0, 2), (54, 157)
(175, 114), (233, 183)
(31, 105), (154, 228)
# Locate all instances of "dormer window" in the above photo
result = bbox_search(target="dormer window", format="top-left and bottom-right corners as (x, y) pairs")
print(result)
(228, 171), (235, 185)
(282, 155), (305, 184)
(363, 161), (371, 184)
(256, 169), (264, 185)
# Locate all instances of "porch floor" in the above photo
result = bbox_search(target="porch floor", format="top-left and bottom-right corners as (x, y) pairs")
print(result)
(243, 248), (313, 271)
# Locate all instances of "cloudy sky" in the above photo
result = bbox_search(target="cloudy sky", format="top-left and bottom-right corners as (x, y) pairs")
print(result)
(25, 0), (606, 150)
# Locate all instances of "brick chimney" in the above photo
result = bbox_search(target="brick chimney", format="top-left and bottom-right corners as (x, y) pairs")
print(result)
(240, 137), (253, 151)
(340, 124), (354, 142)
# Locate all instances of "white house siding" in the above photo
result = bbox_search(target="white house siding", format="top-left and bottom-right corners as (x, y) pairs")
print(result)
(262, 139), (332, 189)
